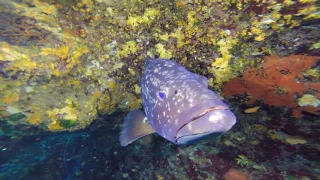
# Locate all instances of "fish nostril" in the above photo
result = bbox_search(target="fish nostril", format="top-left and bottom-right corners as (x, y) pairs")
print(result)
(174, 90), (178, 94)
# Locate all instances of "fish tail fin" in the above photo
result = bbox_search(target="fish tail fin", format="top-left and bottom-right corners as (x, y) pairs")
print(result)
(120, 110), (155, 146)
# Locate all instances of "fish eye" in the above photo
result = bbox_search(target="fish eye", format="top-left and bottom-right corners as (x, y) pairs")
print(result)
(174, 90), (178, 94)
(157, 91), (166, 101)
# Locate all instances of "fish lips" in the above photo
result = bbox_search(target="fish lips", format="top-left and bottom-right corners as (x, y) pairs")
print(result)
(176, 106), (237, 144)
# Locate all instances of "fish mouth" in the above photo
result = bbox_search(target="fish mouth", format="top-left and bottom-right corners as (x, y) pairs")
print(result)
(189, 105), (228, 121)
(175, 105), (236, 144)
(161, 99), (236, 144)
(177, 105), (228, 134)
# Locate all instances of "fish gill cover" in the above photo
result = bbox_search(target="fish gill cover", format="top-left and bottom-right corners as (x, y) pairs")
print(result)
(0, 0), (319, 179)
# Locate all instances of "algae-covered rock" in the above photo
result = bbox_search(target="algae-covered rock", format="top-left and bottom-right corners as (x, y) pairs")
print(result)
(0, 0), (319, 131)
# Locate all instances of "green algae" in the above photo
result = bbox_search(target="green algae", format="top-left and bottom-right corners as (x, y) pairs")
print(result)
(60, 119), (76, 129)
(7, 113), (27, 122)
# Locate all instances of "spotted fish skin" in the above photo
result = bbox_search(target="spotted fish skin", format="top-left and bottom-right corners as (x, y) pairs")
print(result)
(120, 58), (236, 146)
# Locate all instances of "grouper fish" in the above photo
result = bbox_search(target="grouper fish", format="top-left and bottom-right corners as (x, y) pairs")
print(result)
(120, 58), (236, 146)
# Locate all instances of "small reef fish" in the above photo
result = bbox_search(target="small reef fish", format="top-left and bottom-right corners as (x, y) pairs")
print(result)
(120, 58), (237, 146)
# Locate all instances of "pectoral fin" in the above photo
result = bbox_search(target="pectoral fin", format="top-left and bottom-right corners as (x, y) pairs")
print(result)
(120, 110), (155, 146)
